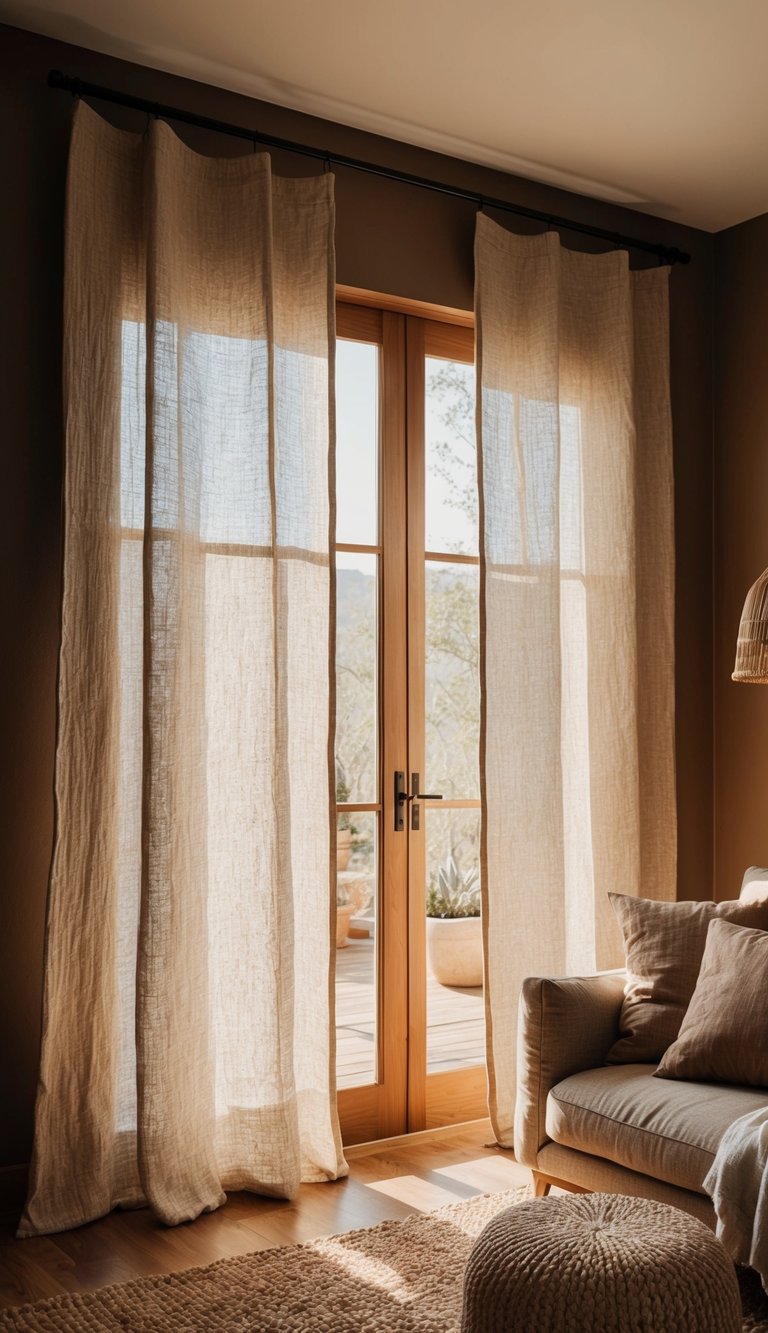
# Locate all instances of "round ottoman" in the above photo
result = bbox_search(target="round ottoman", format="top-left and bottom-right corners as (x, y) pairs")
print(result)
(460, 1193), (741, 1332)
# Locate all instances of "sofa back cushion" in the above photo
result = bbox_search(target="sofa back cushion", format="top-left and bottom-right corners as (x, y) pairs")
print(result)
(606, 893), (768, 1064)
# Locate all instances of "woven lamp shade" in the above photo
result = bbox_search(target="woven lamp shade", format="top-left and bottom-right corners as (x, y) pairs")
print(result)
(734, 566), (768, 682)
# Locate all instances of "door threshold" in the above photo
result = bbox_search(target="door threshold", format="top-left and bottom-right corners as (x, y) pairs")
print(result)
(344, 1117), (494, 1159)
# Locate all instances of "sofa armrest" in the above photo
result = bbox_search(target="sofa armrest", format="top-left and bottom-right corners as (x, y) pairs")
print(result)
(514, 972), (626, 1168)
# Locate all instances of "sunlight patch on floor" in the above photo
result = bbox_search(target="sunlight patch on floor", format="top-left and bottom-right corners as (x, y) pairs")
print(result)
(432, 1155), (529, 1193)
(364, 1174), (466, 1210)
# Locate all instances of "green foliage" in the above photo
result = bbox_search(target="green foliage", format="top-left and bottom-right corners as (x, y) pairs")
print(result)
(425, 855), (481, 918)
(427, 362), (478, 546)
(335, 569), (376, 818)
(425, 564), (479, 810)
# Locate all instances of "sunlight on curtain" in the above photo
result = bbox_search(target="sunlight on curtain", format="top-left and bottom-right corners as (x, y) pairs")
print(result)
(20, 101), (344, 1236)
(475, 214), (676, 1147)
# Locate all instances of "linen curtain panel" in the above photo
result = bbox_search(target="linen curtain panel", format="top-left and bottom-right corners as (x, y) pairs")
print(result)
(21, 102), (344, 1237)
(475, 214), (676, 1147)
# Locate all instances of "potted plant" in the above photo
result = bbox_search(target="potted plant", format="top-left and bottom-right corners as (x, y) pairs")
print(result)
(425, 855), (483, 987)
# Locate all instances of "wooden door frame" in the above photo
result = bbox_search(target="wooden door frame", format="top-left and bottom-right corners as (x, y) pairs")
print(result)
(335, 294), (484, 1146)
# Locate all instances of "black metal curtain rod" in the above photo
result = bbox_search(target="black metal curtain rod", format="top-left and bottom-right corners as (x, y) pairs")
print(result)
(49, 70), (691, 266)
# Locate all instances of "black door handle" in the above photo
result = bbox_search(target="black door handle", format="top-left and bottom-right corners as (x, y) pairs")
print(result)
(410, 772), (442, 802)
(394, 771), (443, 831)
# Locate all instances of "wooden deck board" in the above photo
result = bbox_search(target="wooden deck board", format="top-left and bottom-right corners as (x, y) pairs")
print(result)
(335, 936), (484, 1089)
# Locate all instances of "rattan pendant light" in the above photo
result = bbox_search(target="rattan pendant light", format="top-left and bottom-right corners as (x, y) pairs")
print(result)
(733, 566), (768, 682)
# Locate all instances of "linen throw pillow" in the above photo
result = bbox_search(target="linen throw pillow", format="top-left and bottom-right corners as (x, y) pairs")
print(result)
(606, 893), (768, 1064)
(655, 918), (768, 1087)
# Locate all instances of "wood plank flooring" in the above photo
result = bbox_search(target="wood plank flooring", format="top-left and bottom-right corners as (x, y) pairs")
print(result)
(0, 1122), (529, 1311)
(336, 936), (484, 1088)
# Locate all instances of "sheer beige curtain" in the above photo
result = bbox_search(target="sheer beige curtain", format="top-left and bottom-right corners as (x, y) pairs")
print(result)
(20, 102), (344, 1237)
(475, 214), (676, 1147)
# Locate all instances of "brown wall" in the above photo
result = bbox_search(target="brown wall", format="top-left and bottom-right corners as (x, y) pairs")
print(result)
(714, 216), (768, 898)
(0, 22), (715, 1175)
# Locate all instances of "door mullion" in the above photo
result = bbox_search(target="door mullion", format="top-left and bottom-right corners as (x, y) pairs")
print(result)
(377, 310), (410, 1139)
(405, 317), (427, 1132)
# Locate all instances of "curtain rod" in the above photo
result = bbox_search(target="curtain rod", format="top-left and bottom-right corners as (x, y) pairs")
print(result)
(48, 70), (691, 267)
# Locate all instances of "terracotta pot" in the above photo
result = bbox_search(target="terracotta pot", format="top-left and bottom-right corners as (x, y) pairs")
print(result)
(337, 828), (352, 872)
(336, 902), (356, 949)
(426, 915), (483, 986)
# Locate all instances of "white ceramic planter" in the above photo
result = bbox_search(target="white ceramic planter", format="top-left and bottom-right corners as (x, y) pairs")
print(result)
(426, 915), (483, 987)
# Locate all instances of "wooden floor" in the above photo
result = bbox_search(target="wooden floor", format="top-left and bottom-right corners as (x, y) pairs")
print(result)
(0, 1122), (530, 1311)
(336, 936), (484, 1088)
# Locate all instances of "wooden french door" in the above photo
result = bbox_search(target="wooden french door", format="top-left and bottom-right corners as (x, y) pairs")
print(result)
(334, 296), (485, 1145)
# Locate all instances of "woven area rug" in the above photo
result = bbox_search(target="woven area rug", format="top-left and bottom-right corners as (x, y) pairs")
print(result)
(3, 1187), (768, 1331)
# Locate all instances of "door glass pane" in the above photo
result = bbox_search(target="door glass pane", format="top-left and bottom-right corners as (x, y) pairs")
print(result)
(424, 345), (483, 1088)
(425, 356), (477, 555)
(425, 561), (479, 800)
(336, 339), (379, 545)
(335, 333), (380, 1094)
(425, 807), (484, 1074)
(336, 812), (378, 1089)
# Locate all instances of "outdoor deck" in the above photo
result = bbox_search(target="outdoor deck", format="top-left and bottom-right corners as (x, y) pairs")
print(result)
(335, 934), (485, 1089)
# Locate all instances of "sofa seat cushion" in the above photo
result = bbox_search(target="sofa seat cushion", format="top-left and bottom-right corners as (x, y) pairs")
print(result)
(546, 1064), (768, 1195)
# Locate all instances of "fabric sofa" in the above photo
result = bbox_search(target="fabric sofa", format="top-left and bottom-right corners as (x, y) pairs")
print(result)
(514, 870), (768, 1228)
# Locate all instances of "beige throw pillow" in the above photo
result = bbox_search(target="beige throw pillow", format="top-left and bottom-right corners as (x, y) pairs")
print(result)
(606, 893), (768, 1064)
(655, 918), (768, 1087)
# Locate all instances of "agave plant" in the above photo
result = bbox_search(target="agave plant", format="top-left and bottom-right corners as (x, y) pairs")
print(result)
(425, 855), (481, 919)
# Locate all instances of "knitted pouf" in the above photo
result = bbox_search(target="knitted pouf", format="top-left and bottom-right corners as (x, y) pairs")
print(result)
(460, 1193), (741, 1333)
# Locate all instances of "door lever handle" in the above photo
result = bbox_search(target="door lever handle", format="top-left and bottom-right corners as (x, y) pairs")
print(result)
(410, 772), (442, 802)
(394, 771), (443, 831)
(409, 773), (441, 832)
